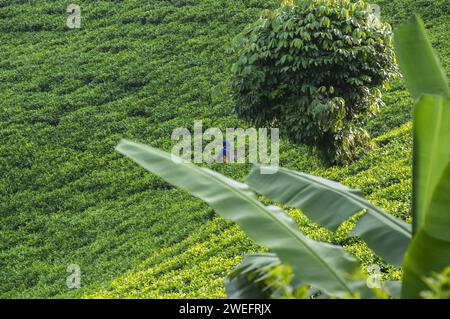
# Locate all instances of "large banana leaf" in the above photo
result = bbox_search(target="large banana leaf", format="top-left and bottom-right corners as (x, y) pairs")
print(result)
(423, 162), (450, 243)
(394, 16), (450, 100)
(412, 95), (450, 232)
(396, 16), (450, 298)
(116, 140), (368, 297)
(395, 17), (450, 231)
(246, 166), (411, 266)
(395, 16), (450, 233)
(402, 161), (450, 298)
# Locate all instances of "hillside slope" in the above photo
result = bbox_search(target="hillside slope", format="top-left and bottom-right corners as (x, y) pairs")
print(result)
(0, 0), (448, 298)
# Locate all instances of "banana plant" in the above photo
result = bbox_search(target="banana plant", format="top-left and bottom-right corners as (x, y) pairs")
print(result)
(395, 16), (450, 298)
(116, 16), (449, 298)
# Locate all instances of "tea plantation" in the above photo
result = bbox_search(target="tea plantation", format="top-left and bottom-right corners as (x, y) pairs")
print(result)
(0, 0), (448, 298)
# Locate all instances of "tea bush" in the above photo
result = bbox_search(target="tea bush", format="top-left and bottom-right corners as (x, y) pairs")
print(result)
(230, 0), (399, 163)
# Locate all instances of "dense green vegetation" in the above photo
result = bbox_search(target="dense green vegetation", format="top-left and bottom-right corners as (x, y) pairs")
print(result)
(115, 16), (450, 299)
(230, 0), (399, 163)
(1, 0), (449, 298)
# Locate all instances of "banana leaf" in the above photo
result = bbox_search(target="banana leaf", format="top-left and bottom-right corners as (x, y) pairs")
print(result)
(395, 16), (450, 233)
(394, 16), (449, 100)
(402, 161), (450, 298)
(246, 166), (411, 266)
(395, 17), (450, 232)
(116, 140), (368, 297)
(412, 95), (450, 232)
(395, 16), (450, 297)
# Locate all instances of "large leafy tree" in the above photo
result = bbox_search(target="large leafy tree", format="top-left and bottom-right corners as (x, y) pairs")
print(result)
(230, 0), (399, 163)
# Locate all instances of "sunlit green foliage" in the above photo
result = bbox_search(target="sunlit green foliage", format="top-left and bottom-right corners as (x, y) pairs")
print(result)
(420, 266), (450, 299)
(114, 16), (449, 299)
(1, 0), (448, 298)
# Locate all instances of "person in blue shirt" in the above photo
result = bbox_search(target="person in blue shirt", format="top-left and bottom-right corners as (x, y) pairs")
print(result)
(218, 140), (232, 163)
